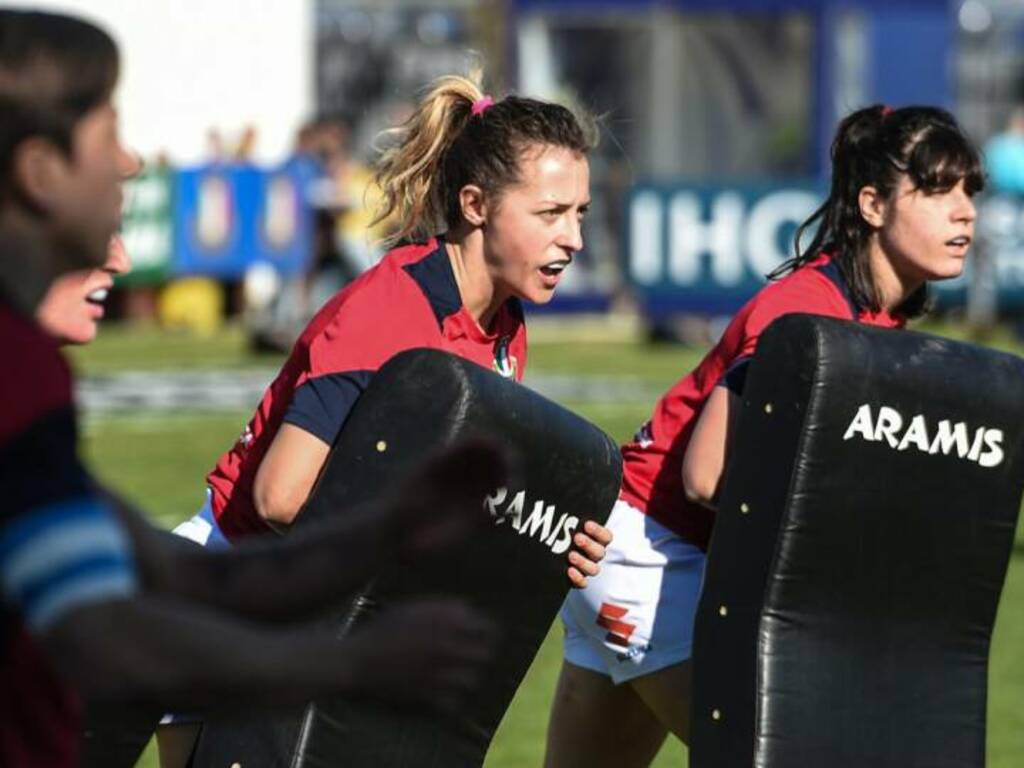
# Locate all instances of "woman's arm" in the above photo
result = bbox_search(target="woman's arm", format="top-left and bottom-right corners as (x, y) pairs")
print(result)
(681, 385), (742, 510)
(250, 418), (610, 588)
(124, 441), (508, 622)
(252, 423), (331, 526)
(42, 593), (494, 712)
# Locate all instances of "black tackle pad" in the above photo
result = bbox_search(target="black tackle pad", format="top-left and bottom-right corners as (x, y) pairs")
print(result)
(690, 314), (1024, 768)
(193, 347), (622, 768)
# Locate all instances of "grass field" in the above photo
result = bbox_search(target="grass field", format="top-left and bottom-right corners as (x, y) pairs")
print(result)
(70, 319), (1024, 767)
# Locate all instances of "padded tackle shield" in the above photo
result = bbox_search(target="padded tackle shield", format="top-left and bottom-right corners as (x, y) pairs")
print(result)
(690, 314), (1024, 768)
(193, 348), (621, 767)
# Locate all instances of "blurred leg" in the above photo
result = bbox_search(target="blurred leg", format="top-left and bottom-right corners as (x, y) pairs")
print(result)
(544, 661), (667, 768)
(630, 660), (693, 743)
(155, 722), (200, 768)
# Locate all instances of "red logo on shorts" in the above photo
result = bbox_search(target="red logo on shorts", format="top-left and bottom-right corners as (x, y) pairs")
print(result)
(597, 602), (637, 648)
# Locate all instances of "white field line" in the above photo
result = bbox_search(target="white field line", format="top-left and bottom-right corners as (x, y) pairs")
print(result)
(76, 369), (660, 419)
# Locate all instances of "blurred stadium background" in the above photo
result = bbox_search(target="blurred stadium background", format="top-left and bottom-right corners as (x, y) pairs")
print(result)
(28, 0), (1024, 764)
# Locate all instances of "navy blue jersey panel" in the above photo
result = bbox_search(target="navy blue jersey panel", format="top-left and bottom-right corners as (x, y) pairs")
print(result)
(403, 240), (462, 330)
(719, 355), (751, 394)
(814, 259), (860, 317)
(283, 371), (374, 446)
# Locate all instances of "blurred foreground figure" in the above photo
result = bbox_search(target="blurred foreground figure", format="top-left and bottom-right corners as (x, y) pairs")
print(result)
(1, 11), (504, 767)
(36, 233), (132, 345)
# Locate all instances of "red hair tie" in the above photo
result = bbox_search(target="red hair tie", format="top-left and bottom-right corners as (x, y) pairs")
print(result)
(881, 105), (894, 118)
(471, 95), (494, 117)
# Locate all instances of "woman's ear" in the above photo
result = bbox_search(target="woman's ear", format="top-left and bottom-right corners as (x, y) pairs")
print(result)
(858, 185), (887, 229)
(458, 184), (487, 227)
(11, 137), (65, 213)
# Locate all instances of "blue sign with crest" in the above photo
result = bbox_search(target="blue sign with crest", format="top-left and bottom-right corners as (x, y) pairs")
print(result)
(172, 162), (313, 279)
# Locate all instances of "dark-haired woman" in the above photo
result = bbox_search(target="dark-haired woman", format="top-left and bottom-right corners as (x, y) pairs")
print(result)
(545, 105), (982, 767)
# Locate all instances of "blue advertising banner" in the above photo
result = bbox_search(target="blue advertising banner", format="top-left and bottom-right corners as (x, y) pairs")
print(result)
(626, 183), (1024, 317)
(173, 165), (248, 278)
(172, 163), (313, 279)
(625, 181), (825, 318)
(251, 161), (315, 273)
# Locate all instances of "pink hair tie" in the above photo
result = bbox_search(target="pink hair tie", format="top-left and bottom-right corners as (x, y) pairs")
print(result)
(471, 95), (494, 117)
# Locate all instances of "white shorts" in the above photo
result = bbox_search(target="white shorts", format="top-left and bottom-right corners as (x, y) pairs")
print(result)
(560, 498), (706, 684)
(170, 489), (231, 549)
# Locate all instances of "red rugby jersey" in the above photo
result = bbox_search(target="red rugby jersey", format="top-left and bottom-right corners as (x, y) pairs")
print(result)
(208, 237), (528, 540)
(620, 255), (904, 549)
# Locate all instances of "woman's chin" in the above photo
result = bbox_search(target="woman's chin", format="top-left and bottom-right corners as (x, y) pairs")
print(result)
(932, 258), (967, 282)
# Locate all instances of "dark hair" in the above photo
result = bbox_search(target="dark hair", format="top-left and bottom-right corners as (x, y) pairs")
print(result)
(0, 10), (119, 200)
(372, 73), (597, 245)
(771, 105), (984, 316)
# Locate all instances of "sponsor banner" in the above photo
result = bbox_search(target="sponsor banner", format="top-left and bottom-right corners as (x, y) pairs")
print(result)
(625, 181), (825, 317)
(625, 184), (1024, 316)
(172, 162), (313, 279)
(251, 159), (317, 274)
(118, 167), (174, 287)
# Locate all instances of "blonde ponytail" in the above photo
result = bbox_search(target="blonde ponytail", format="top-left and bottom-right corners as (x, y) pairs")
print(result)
(371, 74), (484, 246)
(370, 68), (594, 249)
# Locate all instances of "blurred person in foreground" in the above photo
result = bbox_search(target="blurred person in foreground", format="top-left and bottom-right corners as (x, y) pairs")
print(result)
(37, 230), (131, 345)
(2, 10), (505, 767)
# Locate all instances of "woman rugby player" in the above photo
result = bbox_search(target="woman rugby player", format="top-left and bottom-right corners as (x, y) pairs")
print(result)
(190, 72), (612, 578)
(545, 105), (982, 767)
(151, 73), (613, 765)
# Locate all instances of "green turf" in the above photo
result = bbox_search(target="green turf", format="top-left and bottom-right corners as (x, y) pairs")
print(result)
(70, 321), (1024, 767)
(66, 322), (283, 375)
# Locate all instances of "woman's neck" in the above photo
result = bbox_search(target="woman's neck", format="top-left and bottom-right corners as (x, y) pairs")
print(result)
(866, 237), (922, 313)
(445, 227), (509, 331)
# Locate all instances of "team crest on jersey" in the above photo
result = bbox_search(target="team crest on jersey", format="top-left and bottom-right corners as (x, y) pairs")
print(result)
(634, 420), (654, 448)
(493, 336), (518, 379)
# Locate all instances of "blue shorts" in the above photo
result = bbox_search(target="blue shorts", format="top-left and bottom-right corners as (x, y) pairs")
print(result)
(560, 498), (706, 684)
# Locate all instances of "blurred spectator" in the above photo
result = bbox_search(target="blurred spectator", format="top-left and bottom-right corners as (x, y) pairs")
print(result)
(206, 127), (226, 164)
(247, 116), (381, 352)
(984, 106), (1024, 194)
(235, 124), (259, 163)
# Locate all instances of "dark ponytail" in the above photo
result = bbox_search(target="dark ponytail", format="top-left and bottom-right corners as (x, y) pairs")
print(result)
(771, 105), (984, 317)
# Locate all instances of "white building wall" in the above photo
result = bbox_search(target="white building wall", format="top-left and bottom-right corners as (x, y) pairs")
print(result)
(23, 0), (313, 165)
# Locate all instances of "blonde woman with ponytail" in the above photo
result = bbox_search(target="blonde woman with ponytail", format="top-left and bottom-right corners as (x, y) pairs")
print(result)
(185, 71), (610, 572)
(148, 70), (612, 766)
